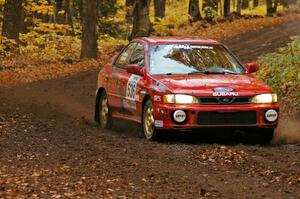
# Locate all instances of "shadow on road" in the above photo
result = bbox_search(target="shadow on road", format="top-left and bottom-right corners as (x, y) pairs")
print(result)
(104, 118), (272, 146)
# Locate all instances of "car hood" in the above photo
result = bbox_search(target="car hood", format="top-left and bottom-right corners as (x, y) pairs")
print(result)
(151, 74), (273, 97)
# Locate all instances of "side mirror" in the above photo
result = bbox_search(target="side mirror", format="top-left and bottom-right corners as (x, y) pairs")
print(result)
(246, 62), (259, 73)
(126, 64), (144, 76)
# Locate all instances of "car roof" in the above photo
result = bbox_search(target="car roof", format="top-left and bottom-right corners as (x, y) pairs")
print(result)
(136, 37), (220, 45)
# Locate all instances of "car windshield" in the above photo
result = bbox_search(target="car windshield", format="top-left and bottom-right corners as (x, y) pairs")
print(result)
(148, 44), (245, 75)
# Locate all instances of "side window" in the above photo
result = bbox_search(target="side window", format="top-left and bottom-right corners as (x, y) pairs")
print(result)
(129, 43), (145, 67)
(114, 43), (136, 69)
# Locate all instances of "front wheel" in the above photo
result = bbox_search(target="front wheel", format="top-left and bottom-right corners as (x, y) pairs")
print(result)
(260, 128), (274, 144)
(142, 99), (160, 140)
(247, 128), (274, 144)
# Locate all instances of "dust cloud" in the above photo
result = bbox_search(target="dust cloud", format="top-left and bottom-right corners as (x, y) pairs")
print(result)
(273, 117), (300, 144)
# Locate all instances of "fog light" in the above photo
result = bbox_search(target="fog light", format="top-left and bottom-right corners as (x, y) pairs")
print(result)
(173, 110), (186, 123)
(265, 109), (278, 122)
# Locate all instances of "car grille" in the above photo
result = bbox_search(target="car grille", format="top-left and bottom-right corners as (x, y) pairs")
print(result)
(197, 111), (257, 125)
(199, 97), (251, 105)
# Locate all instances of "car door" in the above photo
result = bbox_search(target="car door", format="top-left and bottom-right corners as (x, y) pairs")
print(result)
(123, 42), (146, 119)
(107, 42), (136, 114)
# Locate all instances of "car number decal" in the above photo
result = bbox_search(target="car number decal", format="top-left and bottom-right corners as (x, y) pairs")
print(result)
(126, 74), (142, 101)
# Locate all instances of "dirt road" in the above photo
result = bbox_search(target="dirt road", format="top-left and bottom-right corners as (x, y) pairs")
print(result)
(1, 20), (300, 198)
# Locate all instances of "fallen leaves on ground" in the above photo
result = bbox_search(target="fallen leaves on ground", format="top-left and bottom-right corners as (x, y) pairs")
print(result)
(172, 13), (300, 41)
(196, 146), (249, 165)
(196, 146), (300, 186)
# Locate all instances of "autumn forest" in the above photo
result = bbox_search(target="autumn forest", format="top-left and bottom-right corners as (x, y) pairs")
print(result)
(0, 1), (300, 197)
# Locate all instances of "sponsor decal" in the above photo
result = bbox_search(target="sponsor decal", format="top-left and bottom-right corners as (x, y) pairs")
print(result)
(139, 90), (147, 95)
(265, 109), (278, 122)
(126, 75), (142, 101)
(164, 45), (213, 50)
(213, 87), (238, 97)
(154, 120), (164, 127)
(173, 110), (186, 123)
(213, 92), (239, 97)
(124, 74), (142, 110)
(153, 95), (162, 102)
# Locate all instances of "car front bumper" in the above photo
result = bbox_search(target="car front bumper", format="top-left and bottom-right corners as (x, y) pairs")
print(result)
(153, 103), (279, 130)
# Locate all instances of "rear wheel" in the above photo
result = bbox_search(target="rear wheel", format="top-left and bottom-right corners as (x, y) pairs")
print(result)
(142, 100), (159, 140)
(99, 91), (112, 129)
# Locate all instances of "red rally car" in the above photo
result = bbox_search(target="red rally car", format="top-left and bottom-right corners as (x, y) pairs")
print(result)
(95, 37), (279, 141)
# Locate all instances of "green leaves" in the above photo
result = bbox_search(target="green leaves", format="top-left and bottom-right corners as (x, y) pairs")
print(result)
(258, 36), (300, 114)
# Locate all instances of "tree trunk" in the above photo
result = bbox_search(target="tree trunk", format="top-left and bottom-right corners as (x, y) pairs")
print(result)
(237, 0), (242, 13)
(282, 0), (289, 8)
(267, 0), (272, 15)
(273, 0), (279, 12)
(55, 0), (65, 23)
(2, 0), (23, 42)
(64, 0), (75, 35)
(223, 0), (230, 17)
(189, 0), (202, 22)
(80, 0), (98, 59)
(219, 0), (223, 17)
(242, 0), (249, 9)
(125, 0), (134, 22)
(202, 0), (218, 12)
(154, 0), (166, 18)
(126, 0), (133, 6)
(266, 0), (277, 16)
(98, 0), (117, 17)
(56, 0), (63, 11)
(232, 0), (235, 9)
(130, 0), (151, 40)
(253, 0), (259, 7)
(77, 0), (83, 22)
(202, 0), (218, 22)
(48, 0), (57, 23)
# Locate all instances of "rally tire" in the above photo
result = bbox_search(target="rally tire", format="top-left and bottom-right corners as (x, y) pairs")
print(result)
(247, 128), (274, 144)
(259, 128), (274, 144)
(98, 91), (112, 129)
(142, 99), (160, 140)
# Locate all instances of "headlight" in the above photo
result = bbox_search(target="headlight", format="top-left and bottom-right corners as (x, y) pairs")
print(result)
(163, 94), (199, 104)
(251, 93), (277, 104)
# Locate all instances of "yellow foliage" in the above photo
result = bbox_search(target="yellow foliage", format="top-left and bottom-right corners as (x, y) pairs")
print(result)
(0, 36), (18, 57)
(34, 22), (71, 34)
(19, 31), (81, 61)
(24, 0), (54, 16)
(58, 10), (66, 15)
